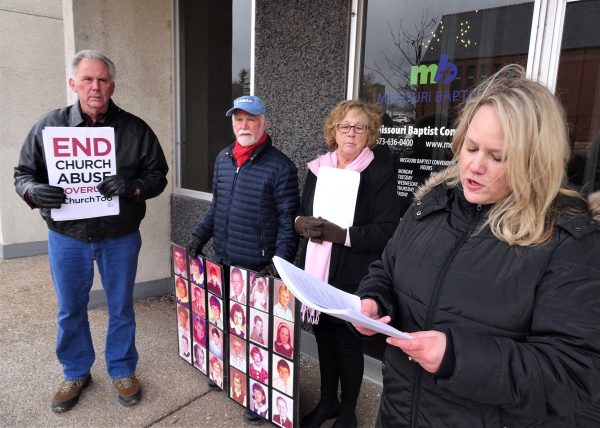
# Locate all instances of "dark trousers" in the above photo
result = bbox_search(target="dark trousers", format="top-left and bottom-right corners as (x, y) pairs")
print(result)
(313, 314), (364, 410)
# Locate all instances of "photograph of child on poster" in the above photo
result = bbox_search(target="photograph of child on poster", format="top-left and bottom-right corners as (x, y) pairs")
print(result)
(249, 379), (269, 418)
(273, 280), (294, 322)
(193, 344), (207, 374)
(208, 326), (223, 359)
(209, 354), (224, 389)
(273, 319), (294, 359)
(230, 367), (247, 407)
(208, 294), (224, 329)
(230, 335), (247, 373)
(229, 302), (246, 338)
(249, 345), (269, 384)
(272, 355), (293, 396)
(189, 255), (204, 285)
(230, 266), (247, 305)
(206, 262), (223, 297)
(272, 392), (293, 428)
(175, 276), (189, 306)
(249, 308), (268, 346)
(191, 284), (205, 316)
(249, 274), (269, 312)
(172, 245), (188, 278)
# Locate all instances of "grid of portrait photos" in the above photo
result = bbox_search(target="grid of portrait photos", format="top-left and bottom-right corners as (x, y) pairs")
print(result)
(173, 244), (211, 377)
(173, 244), (193, 366)
(229, 268), (299, 427)
(269, 278), (297, 427)
(206, 259), (225, 389)
(171, 244), (299, 426)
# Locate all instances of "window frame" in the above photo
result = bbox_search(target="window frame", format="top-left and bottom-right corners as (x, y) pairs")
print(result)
(173, 0), (256, 199)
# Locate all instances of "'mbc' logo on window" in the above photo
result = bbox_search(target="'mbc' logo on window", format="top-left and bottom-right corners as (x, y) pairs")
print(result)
(410, 55), (458, 85)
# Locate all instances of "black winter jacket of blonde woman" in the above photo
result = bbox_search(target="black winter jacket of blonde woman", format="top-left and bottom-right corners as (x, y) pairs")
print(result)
(358, 177), (600, 427)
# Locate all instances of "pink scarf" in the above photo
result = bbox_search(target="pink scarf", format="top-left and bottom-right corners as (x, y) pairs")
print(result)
(300, 147), (374, 324)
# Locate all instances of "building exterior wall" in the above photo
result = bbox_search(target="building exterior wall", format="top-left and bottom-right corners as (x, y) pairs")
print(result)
(0, 0), (66, 257)
(171, 195), (209, 263)
(255, 0), (351, 191)
(63, 0), (174, 286)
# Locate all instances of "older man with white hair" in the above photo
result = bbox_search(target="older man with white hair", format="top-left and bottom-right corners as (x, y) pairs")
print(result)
(187, 95), (299, 423)
(14, 50), (168, 412)
(187, 95), (299, 274)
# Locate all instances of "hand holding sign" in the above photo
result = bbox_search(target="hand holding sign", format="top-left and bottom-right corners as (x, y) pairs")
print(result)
(98, 175), (139, 198)
(27, 184), (66, 208)
(317, 217), (346, 245)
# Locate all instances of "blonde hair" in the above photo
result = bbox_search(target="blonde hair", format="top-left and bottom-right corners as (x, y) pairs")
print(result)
(418, 64), (579, 246)
(323, 100), (381, 151)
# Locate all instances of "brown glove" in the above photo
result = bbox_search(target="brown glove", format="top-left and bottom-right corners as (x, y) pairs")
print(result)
(186, 234), (208, 257)
(317, 217), (346, 245)
(295, 216), (323, 240)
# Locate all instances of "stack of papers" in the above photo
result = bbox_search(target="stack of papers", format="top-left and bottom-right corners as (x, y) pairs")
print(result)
(272, 256), (411, 339)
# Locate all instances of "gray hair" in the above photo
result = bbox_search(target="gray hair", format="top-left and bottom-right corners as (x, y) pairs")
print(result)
(69, 50), (116, 81)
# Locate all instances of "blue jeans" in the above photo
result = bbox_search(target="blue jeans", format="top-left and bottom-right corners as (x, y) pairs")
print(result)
(48, 229), (141, 380)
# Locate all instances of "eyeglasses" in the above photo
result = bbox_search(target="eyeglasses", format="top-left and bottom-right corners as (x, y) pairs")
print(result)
(337, 124), (368, 134)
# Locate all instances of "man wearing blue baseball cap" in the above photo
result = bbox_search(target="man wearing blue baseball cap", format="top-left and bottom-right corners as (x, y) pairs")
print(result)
(187, 95), (299, 421)
(225, 94), (268, 117)
(188, 95), (299, 273)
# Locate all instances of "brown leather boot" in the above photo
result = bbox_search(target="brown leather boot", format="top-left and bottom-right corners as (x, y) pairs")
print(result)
(51, 373), (92, 413)
(113, 375), (142, 406)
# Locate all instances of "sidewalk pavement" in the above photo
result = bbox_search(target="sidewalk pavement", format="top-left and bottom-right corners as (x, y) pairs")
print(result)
(0, 255), (382, 427)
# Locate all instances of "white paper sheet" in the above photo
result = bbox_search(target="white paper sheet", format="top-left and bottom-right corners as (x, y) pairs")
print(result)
(312, 167), (360, 228)
(272, 256), (412, 339)
(42, 126), (119, 220)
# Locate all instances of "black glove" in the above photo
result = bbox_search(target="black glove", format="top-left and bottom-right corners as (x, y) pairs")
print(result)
(186, 234), (207, 257)
(257, 262), (279, 278)
(97, 175), (139, 198)
(27, 184), (66, 208)
(318, 217), (346, 245)
(295, 216), (323, 240)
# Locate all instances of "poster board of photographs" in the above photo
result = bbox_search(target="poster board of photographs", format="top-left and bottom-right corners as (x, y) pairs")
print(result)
(171, 244), (299, 426)
(173, 244), (193, 365)
(206, 260), (225, 389)
(230, 267), (299, 427)
(270, 277), (297, 427)
(173, 244), (211, 376)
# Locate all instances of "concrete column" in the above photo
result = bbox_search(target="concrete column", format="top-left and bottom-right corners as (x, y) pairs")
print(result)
(62, 0), (174, 293)
(0, 0), (66, 258)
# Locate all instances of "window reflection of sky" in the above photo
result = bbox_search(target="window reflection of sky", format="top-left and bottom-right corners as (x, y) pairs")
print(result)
(232, 0), (252, 82)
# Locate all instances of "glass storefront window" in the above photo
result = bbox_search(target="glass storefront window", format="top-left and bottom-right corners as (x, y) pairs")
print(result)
(232, 0), (252, 100)
(558, 0), (600, 194)
(360, 0), (534, 210)
(178, 0), (252, 193)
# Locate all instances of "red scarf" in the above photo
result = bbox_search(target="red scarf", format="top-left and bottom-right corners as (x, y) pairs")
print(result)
(232, 133), (268, 167)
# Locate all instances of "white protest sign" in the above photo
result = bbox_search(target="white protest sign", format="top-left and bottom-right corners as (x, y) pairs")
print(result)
(42, 127), (119, 220)
(313, 167), (360, 228)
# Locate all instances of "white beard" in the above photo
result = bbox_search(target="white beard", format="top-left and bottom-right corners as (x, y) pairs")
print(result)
(237, 134), (257, 146)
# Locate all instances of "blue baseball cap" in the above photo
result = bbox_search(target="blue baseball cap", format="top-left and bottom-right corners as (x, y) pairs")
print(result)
(225, 95), (268, 117)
